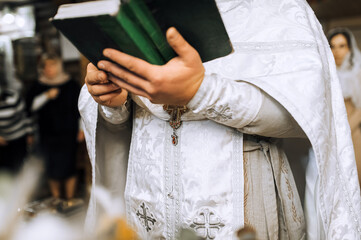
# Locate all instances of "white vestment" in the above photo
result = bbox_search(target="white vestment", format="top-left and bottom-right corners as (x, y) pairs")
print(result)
(79, 0), (361, 239)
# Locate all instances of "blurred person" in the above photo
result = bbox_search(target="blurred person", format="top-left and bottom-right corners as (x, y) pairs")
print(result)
(0, 87), (33, 173)
(27, 53), (82, 200)
(0, 36), (33, 173)
(80, 0), (361, 239)
(328, 28), (361, 184)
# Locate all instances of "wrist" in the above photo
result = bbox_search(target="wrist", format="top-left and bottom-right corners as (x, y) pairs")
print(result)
(99, 104), (131, 125)
(187, 73), (211, 111)
(184, 72), (204, 105)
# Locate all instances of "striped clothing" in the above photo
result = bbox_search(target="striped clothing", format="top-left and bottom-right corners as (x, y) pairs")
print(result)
(0, 89), (33, 141)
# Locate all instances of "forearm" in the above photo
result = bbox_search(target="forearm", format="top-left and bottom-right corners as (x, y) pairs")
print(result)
(187, 74), (305, 138)
(187, 74), (262, 128)
(241, 90), (306, 138)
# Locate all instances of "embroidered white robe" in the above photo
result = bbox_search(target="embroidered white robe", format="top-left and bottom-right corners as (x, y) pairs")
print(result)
(79, 0), (361, 239)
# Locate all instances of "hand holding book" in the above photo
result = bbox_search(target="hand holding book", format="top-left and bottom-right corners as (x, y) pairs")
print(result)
(55, 0), (233, 106)
(52, 0), (233, 65)
(86, 63), (128, 107)
(87, 27), (204, 107)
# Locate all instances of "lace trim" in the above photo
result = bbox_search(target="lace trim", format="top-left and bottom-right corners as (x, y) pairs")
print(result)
(337, 147), (361, 233)
(164, 122), (172, 239)
(232, 131), (244, 230)
(164, 121), (182, 239)
(232, 41), (317, 53)
(174, 127), (182, 236)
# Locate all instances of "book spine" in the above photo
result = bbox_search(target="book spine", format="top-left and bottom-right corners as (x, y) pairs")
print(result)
(127, 0), (176, 62)
(116, 5), (165, 65)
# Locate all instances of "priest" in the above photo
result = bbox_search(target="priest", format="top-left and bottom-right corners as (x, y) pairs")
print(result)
(79, 0), (361, 239)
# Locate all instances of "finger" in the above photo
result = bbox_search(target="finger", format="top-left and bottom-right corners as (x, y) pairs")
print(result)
(85, 69), (108, 85)
(87, 63), (98, 72)
(108, 74), (149, 99)
(98, 61), (151, 90)
(102, 48), (155, 79)
(88, 82), (121, 96)
(166, 27), (197, 60)
(93, 90), (122, 104)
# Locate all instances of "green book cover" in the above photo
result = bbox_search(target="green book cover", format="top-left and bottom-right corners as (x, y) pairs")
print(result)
(51, 0), (233, 65)
(114, 4), (164, 65)
(126, 0), (176, 62)
(52, 1), (165, 66)
(52, 16), (122, 66)
(96, 15), (149, 62)
(145, 0), (233, 63)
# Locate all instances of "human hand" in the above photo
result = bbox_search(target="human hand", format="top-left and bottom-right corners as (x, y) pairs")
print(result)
(85, 63), (128, 107)
(46, 88), (60, 100)
(97, 27), (205, 106)
(0, 136), (7, 146)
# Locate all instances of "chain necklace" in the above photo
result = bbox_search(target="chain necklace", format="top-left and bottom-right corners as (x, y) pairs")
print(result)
(163, 105), (188, 146)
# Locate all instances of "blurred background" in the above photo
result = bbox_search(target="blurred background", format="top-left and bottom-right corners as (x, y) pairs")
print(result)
(0, 0), (360, 239)
(309, 0), (361, 47)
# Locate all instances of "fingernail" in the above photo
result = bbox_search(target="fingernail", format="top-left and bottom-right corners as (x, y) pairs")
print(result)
(98, 62), (105, 69)
(168, 27), (177, 40)
(103, 49), (110, 57)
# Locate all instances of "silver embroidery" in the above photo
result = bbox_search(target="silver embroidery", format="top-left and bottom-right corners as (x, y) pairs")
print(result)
(164, 120), (173, 238)
(233, 41), (317, 53)
(206, 105), (233, 122)
(190, 208), (225, 239)
(232, 131), (244, 230)
(164, 119), (182, 239)
(136, 202), (157, 232)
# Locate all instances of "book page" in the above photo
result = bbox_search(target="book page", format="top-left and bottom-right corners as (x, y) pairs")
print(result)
(53, 0), (120, 19)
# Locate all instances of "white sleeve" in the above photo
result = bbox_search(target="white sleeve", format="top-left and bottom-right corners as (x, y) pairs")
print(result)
(187, 74), (305, 138)
(31, 93), (49, 112)
(98, 100), (131, 125)
(241, 89), (306, 138)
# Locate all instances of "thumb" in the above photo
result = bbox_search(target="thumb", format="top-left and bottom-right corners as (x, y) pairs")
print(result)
(87, 62), (98, 72)
(166, 27), (197, 60)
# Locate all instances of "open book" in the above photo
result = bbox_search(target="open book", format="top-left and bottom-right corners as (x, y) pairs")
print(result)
(51, 0), (233, 66)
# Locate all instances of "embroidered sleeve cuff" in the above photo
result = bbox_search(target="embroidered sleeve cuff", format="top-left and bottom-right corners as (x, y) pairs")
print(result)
(99, 103), (130, 125)
(187, 74), (263, 129)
